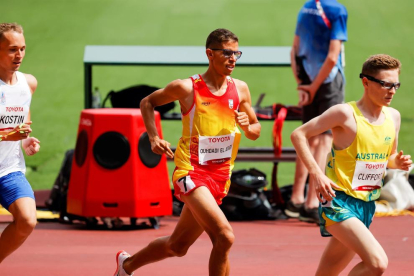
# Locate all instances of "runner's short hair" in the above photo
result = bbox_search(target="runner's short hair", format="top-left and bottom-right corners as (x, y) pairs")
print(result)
(0, 23), (23, 41)
(206, 28), (238, 49)
(362, 54), (401, 76)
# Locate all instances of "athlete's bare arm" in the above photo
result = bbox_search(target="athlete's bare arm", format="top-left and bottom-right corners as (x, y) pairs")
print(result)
(233, 79), (260, 140)
(386, 107), (412, 170)
(140, 78), (193, 158)
(291, 104), (353, 201)
(24, 73), (37, 124)
(21, 73), (40, 156)
(25, 73), (37, 94)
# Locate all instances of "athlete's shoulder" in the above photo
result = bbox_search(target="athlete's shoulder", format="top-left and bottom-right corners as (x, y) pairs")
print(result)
(323, 103), (353, 122)
(232, 78), (249, 91)
(385, 106), (401, 123)
(168, 78), (192, 90)
(165, 78), (193, 96)
(385, 106), (400, 115)
(23, 73), (37, 94)
(329, 103), (352, 115)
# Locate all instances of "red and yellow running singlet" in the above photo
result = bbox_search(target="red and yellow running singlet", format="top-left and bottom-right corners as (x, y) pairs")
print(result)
(172, 74), (241, 198)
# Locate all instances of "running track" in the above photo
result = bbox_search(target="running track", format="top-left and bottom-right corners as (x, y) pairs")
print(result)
(1, 192), (413, 276)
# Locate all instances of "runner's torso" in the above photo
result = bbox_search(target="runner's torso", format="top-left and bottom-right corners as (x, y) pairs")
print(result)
(0, 72), (32, 177)
(173, 74), (241, 182)
(325, 101), (395, 201)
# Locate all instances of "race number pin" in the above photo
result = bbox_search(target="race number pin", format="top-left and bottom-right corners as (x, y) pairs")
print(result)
(228, 99), (233, 109)
(0, 91), (6, 105)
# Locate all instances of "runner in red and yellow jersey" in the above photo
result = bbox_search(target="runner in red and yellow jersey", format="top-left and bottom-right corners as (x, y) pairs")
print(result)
(114, 29), (261, 276)
(172, 73), (242, 205)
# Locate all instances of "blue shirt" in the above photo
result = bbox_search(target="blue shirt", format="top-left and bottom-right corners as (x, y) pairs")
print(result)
(295, 0), (348, 83)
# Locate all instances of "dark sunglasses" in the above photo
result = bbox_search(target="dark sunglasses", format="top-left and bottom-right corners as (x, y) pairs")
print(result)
(359, 73), (400, 90)
(210, 48), (242, 60)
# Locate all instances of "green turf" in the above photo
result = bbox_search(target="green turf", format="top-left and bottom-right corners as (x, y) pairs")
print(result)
(2, 0), (414, 190)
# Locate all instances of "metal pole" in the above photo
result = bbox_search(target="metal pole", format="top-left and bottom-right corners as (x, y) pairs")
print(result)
(84, 63), (92, 109)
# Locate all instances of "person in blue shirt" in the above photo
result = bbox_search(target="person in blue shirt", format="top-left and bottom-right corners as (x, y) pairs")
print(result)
(285, 0), (348, 223)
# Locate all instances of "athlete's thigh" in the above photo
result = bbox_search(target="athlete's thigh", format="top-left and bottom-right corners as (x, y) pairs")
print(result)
(181, 186), (232, 236)
(8, 197), (36, 221)
(169, 204), (204, 247)
(317, 237), (355, 275)
(327, 217), (386, 263)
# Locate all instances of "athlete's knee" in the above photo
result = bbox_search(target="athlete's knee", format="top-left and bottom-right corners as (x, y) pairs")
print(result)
(15, 214), (37, 237)
(368, 255), (388, 275)
(212, 229), (235, 251)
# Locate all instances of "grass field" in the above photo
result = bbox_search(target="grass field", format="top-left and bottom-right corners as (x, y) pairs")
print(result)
(3, 0), (414, 190)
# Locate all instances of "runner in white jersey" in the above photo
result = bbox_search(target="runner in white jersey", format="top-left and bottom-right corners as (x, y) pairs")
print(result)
(0, 23), (40, 264)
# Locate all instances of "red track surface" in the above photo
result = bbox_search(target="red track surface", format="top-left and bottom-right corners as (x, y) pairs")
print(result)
(0, 192), (413, 276)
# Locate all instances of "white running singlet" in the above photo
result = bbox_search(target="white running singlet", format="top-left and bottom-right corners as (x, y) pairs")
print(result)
(0, 72), (32, 178)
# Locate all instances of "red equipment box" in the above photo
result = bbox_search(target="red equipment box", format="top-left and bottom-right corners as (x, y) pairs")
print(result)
(67, 108), (172, 218)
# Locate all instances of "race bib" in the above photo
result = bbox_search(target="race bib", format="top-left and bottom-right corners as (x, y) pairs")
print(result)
(351, 161), (387, 191)
(0, 105), (28, 129)
(198, 133), (235, 165)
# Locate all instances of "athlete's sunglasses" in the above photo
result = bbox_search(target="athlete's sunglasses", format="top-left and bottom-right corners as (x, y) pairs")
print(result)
(210, 48), (242, 60)
(359, 73), (400, 90)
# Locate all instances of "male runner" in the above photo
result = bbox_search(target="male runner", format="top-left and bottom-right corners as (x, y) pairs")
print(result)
(0, 22), (40, 263)
(114, 28), (261, 276)
(291, 54), (412, 275)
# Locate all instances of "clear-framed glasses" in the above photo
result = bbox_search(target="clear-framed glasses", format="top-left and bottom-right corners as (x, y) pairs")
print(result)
(359, 73), (401, 90)
(210, 48), (242, 60)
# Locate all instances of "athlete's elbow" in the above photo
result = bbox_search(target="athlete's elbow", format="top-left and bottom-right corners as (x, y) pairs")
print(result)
(247, 125), (261, 140)
(290, 129), (304, 146)
(290, 129), (299, 143)
(248, 134), (260, 141)
(140, 97), (153, 110)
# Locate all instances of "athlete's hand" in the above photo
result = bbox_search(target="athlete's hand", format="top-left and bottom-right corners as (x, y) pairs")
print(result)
(150, 136), (174, 159)
(234, 110), (250, 132)
(394, 150), (412, 171)
(3, 122), (32, 141)
(22, 136), (40, 156)
(311, 173), (340, 202)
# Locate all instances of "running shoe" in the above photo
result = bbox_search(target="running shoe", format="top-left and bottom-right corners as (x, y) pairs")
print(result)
(114, 250), (133, 276)
(298, 206), (319, 225)
(284, 200), (304, 218)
